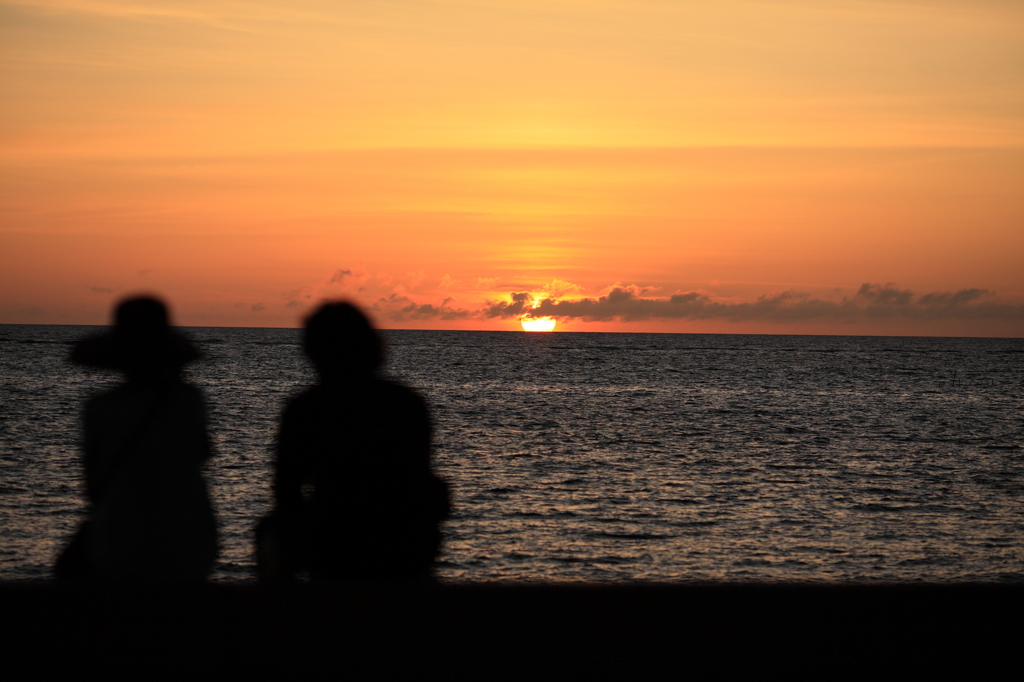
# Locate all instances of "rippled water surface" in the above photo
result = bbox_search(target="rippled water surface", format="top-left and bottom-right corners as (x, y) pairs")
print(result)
(2, 325), (1023, 582)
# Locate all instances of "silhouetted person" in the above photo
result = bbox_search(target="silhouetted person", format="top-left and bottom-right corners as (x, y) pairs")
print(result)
(56, 297), (217, 582)
(258, 302), (450, 582)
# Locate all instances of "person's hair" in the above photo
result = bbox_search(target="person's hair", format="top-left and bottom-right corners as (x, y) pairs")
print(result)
(115, 296), (170, 331)
(303, 302), (383, 378)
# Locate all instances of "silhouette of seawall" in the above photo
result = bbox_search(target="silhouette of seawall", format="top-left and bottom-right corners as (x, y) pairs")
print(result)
(1, 583), (1020, 675)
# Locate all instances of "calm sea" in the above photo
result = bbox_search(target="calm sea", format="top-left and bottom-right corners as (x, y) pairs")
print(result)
(2, 324), (1023, 582)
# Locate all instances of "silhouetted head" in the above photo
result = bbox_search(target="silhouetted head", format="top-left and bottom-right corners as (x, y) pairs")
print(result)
(114, 296), (169, 330)
(70, 296), (199, 379)
(304, 302), (383, 381)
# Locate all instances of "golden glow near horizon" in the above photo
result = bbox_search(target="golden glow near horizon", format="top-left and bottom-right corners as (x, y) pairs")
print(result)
(2, 1), (1023, 335)
(521, 317), (557, 332)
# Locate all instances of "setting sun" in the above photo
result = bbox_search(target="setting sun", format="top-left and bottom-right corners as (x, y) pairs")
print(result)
(520, 317), (557, 332)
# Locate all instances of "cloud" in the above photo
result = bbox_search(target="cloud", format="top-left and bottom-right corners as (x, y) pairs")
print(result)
(404, 269), (426, 290)
(88, 286), (121, 294)
(251, 303), (266, 312)
(275, 274), (1024, 328)
(482, 291), (534, 318)
(479, 283), (1024, 324)
(540, 279), (583, 298)
(329, 268), (353, 284)
(285, 266), (372, 307)
(284, 285), (314, 301)
(12, 306), (44, 318)
(373, 294), (473, 322)
(438, 273), (461, 289)
(476, 277), (499, 290)
(854, 283), (913, 306)
(916, 288), (988, 307)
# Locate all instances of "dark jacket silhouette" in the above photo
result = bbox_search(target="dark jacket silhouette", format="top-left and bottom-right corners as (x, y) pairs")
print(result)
(60, 296), (217, 582)
(267, 303), (449, 581)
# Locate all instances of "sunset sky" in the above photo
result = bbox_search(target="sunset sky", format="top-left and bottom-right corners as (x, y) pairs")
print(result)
(2, 0), (1022, 335)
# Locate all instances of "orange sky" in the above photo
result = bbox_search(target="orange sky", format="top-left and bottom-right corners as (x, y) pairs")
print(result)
(2, 1), (1023, 335)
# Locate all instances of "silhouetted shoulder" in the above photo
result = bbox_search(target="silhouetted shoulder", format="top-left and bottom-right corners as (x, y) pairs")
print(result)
(281, 379), (430, 446)
(365, 379), (431, 423)
(285, 378), (426, 408)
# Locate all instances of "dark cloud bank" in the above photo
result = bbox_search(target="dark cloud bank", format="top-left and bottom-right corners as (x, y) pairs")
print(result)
(381, 283), (1024, 325)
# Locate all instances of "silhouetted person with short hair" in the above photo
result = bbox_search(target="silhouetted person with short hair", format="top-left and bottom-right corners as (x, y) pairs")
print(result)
(56, 296), (217, 582)
(258, 302), (450, 582)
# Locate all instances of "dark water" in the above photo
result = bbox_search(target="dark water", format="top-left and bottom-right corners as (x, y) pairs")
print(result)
(2, 325), (1023, 582)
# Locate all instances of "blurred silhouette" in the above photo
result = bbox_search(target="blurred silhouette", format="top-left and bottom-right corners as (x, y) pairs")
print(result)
(258, 302), (450, 582)
(55, 297), (217, 582)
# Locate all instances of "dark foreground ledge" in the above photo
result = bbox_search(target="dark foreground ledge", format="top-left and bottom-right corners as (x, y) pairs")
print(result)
(2, 582), (1020, 674)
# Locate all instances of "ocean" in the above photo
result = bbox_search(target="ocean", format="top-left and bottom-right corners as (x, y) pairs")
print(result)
(2, 324), (1022, 582)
